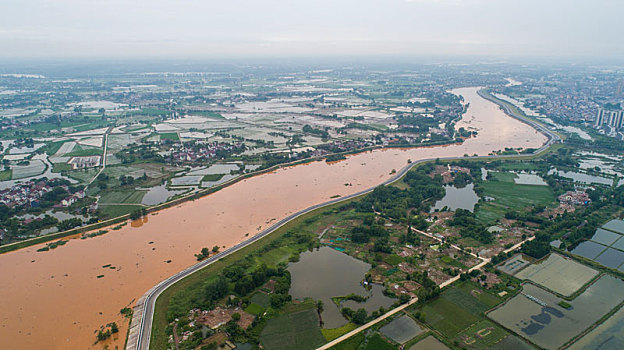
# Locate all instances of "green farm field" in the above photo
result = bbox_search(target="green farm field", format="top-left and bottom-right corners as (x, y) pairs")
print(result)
(329, 333), (365, 350)
(414, 282), (502, 338)
(364, 333), (395, 350)
(259, 307), (325, 350)
(99, 190), (146, 204)
(476, 171), (556, 223)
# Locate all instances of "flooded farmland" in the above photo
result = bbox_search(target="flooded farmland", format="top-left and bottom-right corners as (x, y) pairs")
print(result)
(571, 219), (624, 271)
(512, 173), (547, 186)
(488, 275), (624, 349)
(514, 253), (598, 297)
(0, 87), (548, 349)
(569, 305), (624, 350)
(140, 183), (188, 205)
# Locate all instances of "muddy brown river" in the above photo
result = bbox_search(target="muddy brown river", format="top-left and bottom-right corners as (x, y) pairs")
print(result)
(0, 87), (546, 349)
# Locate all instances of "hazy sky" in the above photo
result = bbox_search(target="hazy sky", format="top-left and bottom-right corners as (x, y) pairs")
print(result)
(1, 0), (623, 59)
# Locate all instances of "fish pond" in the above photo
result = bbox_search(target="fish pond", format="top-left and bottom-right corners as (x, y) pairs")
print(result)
(569, 305), (624, 350)
(548, 169), (613, 186)
(140, 183), (188, 205)
(571, 220), (624, 271)
(488, 275), (624, 349)
(514, 253), (598, 297)
(431, 184), (479, 212)
(287, 246), (394, 328)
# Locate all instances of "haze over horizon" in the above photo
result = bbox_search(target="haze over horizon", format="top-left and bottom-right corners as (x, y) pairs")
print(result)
(2, 0), (623, 59)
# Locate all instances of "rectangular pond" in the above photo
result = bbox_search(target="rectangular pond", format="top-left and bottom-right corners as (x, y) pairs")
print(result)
(513, 173), (547, 186)
(590, 228), (622, 246)
(514, 254), (598, 297)
(571, 241), (608, 260)
(603, 219), (624, 235)
(380, 314), (425, 344)
(594, 248), (624, 269)
(569, 305), (624, 350)
(497, 254), (531, 275)
(488, 275), (624, 349)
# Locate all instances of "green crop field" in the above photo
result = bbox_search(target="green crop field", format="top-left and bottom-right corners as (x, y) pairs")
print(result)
(65, 144), (103, 157)
(329, 333), (364, 350)
(421, 296), (479, 337)
(159, 132), (179, 141)
(99, 204), (143, 219)
(481, 180), (555, 209)
(40, 140), (65, 155)
(0, 169), (12, 181)
(455, 283), (502, 309)
(99, 190), (146, 204)
(259, 308), (326, 350)
(364, 333), (395, 350)
(321, 322), (357, 341)
(244, 303), (264, 316)
(476, 173), (555, 223)
(256, 246), (297, 266)
(454, 320), (507, 349)
(489, 335), (535, 350)
(202, 173), (225, 182)
(416, 282), (502, 338)
(250, 292), (271, 308)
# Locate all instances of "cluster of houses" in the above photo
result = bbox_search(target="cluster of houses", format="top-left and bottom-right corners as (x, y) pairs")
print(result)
(0, 180), (53, 207)
(68, 156), (101, 169)
(317, 139), (375, 154)
(58, 190), (86, 207)
(188, 306), (254, 330)
(558, 190), (591, 206)
(170, 142), (244, 163)
(0, 179), (85, 208)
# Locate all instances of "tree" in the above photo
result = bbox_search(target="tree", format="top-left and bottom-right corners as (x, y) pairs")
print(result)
(316, 300), (324, 313)
(201, 247), (210, 257)
(212, 245), (220, 253)
(352, 308), (368, 325)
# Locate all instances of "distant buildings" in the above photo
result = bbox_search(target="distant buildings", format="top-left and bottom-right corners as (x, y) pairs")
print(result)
(594, 108), (624, 129)
(68, 156), (101, 169)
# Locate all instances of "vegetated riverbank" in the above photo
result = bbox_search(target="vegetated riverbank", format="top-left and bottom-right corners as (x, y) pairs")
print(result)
(0, 87), (548, 350)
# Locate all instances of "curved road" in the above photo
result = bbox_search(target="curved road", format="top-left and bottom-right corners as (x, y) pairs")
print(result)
(128, 88), (560, 350)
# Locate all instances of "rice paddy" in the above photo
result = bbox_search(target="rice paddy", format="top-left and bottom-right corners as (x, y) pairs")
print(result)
(514, 253), (598, 297)
(488, 275), (624, 349)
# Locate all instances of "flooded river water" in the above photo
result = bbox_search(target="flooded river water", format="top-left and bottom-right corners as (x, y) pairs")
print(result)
(0, 87), (547, 349)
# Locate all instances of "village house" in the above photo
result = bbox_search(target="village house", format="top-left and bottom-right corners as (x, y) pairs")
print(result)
(558, 191), (591, 206)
